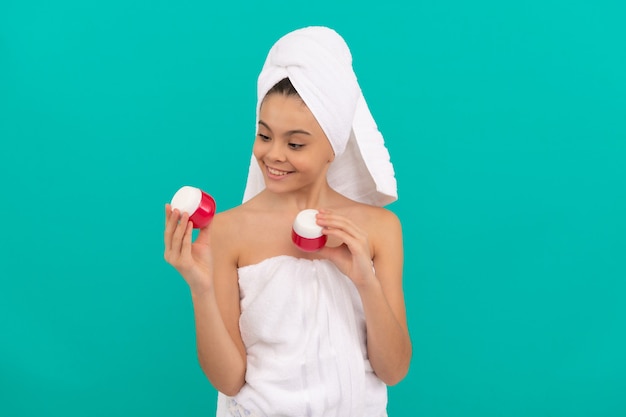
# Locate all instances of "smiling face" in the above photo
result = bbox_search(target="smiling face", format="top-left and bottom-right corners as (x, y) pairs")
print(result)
(253, 93), (335, 196)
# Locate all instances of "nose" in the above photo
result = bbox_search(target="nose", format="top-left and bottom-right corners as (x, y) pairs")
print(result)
(266, 140), (286, 163)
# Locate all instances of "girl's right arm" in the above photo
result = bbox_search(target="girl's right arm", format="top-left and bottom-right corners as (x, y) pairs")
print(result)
(164, 205), (246, 396)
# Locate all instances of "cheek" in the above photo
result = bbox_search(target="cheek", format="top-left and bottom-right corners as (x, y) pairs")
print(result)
(252, 139), (265, 159)
(325, 143), (335, 162)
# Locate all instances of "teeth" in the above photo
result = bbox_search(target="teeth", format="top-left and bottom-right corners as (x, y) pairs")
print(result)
(268, 167), (289, 176)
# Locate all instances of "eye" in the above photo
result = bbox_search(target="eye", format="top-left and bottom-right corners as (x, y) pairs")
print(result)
(257, 133), (271, 141)
(288, 143), (304, 150)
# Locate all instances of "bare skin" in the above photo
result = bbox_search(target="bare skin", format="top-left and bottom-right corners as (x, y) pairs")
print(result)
(164, 94), (412, 395)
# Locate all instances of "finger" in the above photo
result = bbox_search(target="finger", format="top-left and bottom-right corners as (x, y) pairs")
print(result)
(170, 211), (190, 255)
(316, 210), (352, 227)
(164, 207), (179, 251)
(181, 220), (194, 255)
(322, 226), (370, 258)
(322, 226), (359, 248)
(165, 204), (173, 226)
(317, 213), (365, 240)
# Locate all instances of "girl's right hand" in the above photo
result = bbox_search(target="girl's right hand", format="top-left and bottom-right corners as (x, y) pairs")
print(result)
(164, 203), (214, 294)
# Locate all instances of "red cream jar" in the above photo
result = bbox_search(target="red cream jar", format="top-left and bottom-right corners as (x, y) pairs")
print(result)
(170, 186), (216, 229)
(292, 209), (327, 252)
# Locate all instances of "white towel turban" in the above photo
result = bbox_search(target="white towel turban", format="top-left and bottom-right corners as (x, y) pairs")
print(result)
(242, 26), (398, 207)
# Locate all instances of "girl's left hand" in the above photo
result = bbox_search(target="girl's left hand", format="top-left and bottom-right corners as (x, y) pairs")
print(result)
(315, 209), (376, 288)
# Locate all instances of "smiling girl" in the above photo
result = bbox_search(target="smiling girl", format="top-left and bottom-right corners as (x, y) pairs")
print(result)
(164, 27), (411, 417)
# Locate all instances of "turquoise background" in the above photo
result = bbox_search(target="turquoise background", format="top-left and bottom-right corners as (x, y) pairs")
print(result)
(1, 0), (625, 416)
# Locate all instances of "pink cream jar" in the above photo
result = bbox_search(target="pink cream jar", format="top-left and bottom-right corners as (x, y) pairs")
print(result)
(170, 186), (216, 229)
(292, 209), (327, 252)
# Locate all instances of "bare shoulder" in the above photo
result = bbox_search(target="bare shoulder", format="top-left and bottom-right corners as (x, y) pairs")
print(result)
(364, 204), (401, 228)
(210, 199), (270, 237)
(341, 202), (403, 261)
(343, 203), (402, 237)
(209, 199), (277, 267)
(208, 205), (248, 266)
(210, 206), (242, 238)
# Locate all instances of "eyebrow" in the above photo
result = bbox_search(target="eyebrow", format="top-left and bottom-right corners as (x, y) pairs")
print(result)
(258, 120), (312, 137)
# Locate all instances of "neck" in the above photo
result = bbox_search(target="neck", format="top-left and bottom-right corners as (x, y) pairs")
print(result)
(292, 183), (334, 211)
(263, 181), (339, 212)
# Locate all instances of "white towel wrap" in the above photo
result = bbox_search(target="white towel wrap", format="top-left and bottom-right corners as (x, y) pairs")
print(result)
(242, 26), (398, 207)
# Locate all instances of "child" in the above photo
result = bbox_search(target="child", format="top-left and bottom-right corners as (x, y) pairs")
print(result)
(164, 26), (411, 417)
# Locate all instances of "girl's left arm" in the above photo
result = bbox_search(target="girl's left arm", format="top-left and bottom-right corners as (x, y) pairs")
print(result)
(317, 209), (412, 385)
